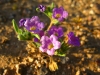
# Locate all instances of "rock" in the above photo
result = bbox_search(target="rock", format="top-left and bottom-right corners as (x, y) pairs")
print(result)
(60, 57), (69, 64)
(89, 10), (95, 15)
(87, 54), (92, 59)
(76, 70), (80, 75)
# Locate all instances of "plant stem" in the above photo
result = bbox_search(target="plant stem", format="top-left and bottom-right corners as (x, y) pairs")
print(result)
(49, 56), (53, 63)
(43, 12), (51, 19)
(47, 21), (53, 31)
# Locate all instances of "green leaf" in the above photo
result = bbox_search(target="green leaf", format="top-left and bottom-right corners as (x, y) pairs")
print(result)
(48, 12), (52, 17)
(43, 9), (51, 18)
(36, 8), (39, 12)
(52, 19), (59, 25)
(43, 5), (53, 18)
(35, 42), (41, 47)
(50, 3), (55, 9)
(55, 50), (66, 57)
(12, 19), (19, 33)
(17, 30), (33, 40)
(55, 42), (70, 56)
(17, 34), (26, 40)
(18, 29), (23, 34)
(23, 32), (29, 39)
(31, 34), (40, 40)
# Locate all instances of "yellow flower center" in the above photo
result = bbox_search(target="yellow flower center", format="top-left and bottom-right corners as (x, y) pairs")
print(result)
(55, 14), (61, 18)
(48, 43), (54, 50)
(30, 26), (36, 30)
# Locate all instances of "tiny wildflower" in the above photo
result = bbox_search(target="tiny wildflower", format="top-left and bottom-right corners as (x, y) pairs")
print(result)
(19, 19), (26, 27)
(24, 16), (44, 33)
(48, 26), (64, 38)
(67, 32), (80, 46)
(38, 5), (46, 12)
(52, 7), (68, 21)
(39, 34), (61, 55)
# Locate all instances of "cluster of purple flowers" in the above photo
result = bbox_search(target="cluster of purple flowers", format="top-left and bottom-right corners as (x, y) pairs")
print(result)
(18, 5), (80, 56)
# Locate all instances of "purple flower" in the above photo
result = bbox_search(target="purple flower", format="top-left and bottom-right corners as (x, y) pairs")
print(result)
(38, 5), (45, 12)
(39, 34), (61, 56)
(67, 32), (80, 46)
(24, 16), (44, 33)
(52, 7), (68, 21)
(19, 19), (26, 27)
(48, 26), (64, 38)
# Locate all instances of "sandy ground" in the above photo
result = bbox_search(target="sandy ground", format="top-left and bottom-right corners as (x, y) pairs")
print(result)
(0, 0), (100, 75)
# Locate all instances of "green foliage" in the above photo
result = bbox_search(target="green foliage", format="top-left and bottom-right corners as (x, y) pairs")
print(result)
(31, 33), (40, 40)
(55, 42), (69, 56)
(17, 30), (32, 40)
(12, 19), (19, 33)
(33, 42), (41, 47)
(52, 19), (59, 25)
(50, 3), (55, 10)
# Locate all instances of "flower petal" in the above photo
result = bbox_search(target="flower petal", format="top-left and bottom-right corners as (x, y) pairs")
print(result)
(31, 16), (40, 22)
(19, 19), (26, 27)
(63, 11), (68, 18)
(67, 32), (80, 46)
(58, 27), (64, 37)
(24, 18), (30, 27)
(38, 22), (44, 30)
(40, 35), (49, 42)
(47, 48), (55, 56)
(50, 34), (58, 42)
(39, 46), (47, 52)
(53, 41), (61, 49)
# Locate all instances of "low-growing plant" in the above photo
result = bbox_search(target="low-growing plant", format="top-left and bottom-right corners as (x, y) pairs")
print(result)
(12, 3), (80, 71)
